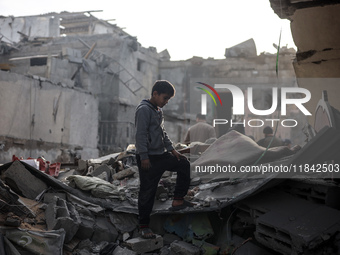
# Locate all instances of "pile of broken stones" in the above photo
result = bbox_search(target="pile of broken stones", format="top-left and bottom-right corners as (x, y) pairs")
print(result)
(0, 147), (208, 255)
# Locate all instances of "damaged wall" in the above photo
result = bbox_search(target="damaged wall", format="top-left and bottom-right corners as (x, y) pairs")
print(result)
(0, 71), (99, 163)
(0, 11), (308, 159)
(0, 15), (60, 42)
(0, 24), (159, 156)
(291, 4), (340, 126)
(159, 50), (306, 144)
(270, 1), (340, 127)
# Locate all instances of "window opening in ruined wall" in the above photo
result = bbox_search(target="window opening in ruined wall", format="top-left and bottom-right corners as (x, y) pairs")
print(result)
(30, 57), (47, 66)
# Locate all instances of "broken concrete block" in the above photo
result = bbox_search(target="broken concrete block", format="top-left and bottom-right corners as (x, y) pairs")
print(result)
(89, 164), (113, 181)
(225, 38), (257, 58)
(91, 216), (118, 243)
(76, 216), (95, 240)
(125, 235), (163, 253)
(169, 240), (200, 255)
(62, 47), (82, 64)
(77, 159), (87, 172)
(4, 160), (48, 200)
(122, 232), (130, 241)
(112, 245), (137, 255)
(45, 196), (81, 243)
(108, 212), (138, 233)
(112, 167), (135, 180)
(91, 165), (114, 179)
(5, 215), (21, 227)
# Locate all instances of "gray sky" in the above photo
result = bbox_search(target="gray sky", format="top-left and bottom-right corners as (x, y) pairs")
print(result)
(0, 0), (295, 60)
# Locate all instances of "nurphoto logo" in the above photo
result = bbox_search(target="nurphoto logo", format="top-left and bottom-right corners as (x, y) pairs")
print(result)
(197, 83), (312, 128)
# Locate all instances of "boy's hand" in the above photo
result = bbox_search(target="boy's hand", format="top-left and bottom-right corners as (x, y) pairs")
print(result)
(141, 159), (151, 170)
(171, 150), (186, 161)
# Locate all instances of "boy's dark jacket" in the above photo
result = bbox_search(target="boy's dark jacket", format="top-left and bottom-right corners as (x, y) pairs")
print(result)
(135, 99), (174, 160)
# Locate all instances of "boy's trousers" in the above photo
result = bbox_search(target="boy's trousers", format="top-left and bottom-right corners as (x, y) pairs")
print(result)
(136, 152), (191, 226)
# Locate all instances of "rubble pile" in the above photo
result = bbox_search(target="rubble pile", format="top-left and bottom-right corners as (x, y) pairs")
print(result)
(1, 129), (340, 254)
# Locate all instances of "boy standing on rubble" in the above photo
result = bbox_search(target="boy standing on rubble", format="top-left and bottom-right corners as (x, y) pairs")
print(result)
(135, 80), (193, 239)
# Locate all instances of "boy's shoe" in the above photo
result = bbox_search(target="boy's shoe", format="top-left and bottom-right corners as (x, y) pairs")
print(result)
(140, 227), (156, 239)
(169, 200), (196, 211)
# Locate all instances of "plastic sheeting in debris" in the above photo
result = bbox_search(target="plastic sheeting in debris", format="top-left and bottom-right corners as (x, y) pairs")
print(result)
(67, 175), (126, 200)
(191, 130), (296, 182)
(5, 228), (65, 255)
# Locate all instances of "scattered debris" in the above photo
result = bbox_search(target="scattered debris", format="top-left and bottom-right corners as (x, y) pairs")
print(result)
(0, 119), (339, 254)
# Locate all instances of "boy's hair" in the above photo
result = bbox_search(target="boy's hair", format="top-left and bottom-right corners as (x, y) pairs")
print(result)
(151, 80), (176, 97)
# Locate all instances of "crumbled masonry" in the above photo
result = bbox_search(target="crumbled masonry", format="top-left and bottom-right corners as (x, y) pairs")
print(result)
(1, 127), (340, 254)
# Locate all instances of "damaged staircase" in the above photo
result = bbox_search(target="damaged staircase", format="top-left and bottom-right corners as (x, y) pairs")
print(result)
(79, 38), (147, 95)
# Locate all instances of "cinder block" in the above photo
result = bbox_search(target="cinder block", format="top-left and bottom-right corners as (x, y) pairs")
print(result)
(279, 179), (340, 209)
(169, 240), (200, 255)
(235, 190), (316, 225)
(45, 196), (81, 243)
(126, 235), (163, 253)
(255, 205), (340, 254)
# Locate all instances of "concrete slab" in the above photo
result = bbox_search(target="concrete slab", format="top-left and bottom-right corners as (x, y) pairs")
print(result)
(4, 160), (48, 199)
(125, 235), (163, 253)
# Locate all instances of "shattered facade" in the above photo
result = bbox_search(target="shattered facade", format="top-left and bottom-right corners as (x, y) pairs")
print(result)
(0, 11), (304, 163)
(270, 0), (340, 126)
(0, 12), (158, 162)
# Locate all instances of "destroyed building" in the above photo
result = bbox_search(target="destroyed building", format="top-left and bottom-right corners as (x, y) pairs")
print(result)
(0, 11), (159, 162)
(0, 10), (303, 163)
(1, 2), (340, 254)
